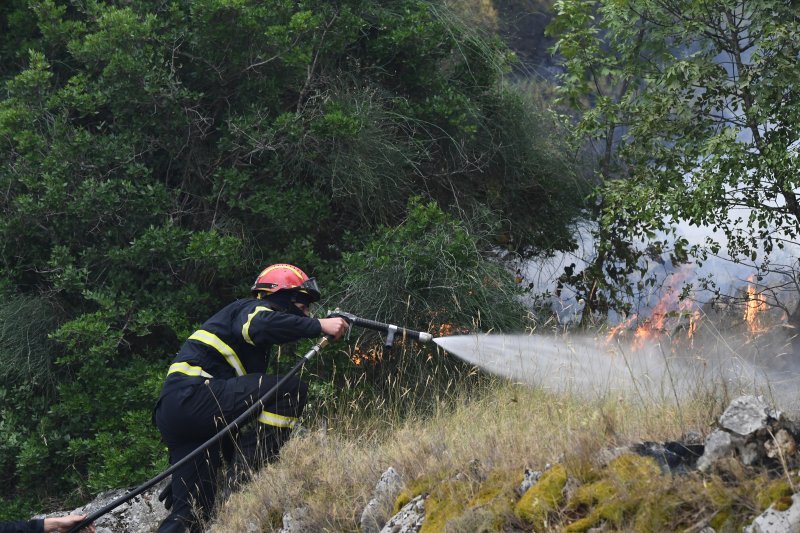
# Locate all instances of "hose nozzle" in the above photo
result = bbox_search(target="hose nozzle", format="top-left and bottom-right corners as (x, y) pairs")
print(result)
(327, 309), (433, 348)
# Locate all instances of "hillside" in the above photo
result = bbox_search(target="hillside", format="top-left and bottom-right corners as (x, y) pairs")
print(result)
(211, 369), (800, 531)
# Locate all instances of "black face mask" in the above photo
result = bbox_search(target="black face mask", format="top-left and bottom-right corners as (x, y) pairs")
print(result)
(263, 292), (307, 317)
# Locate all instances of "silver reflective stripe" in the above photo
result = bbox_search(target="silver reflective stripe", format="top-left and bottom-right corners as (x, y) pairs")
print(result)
(242, 306), (273, 346)
(258, 411), (297, 428)
(188, 329), (246, 376)
(167, 362), (213, 378)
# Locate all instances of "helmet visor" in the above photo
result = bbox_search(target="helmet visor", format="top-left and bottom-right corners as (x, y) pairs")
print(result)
(296, 277), (321, 303)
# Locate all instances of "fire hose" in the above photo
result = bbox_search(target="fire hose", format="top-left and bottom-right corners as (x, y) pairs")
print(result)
(68, 310), (432, 532)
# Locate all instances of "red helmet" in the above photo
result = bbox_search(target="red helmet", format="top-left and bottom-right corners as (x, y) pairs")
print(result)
(251, 264), (321, 303)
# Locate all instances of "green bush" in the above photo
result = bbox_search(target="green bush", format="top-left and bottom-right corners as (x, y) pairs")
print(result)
(339, 198), (528, 333)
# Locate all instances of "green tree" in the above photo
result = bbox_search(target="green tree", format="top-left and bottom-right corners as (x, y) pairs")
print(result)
(549, 0), (800, 319)
(0, 0), (586, 513)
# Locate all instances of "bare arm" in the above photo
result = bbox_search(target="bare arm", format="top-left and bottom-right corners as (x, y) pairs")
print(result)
(43, 515), (94, 533)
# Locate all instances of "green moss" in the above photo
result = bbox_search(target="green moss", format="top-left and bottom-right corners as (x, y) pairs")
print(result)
(563, 454), (663, 532)
(631, 491), (681, 532)
(708, 509), (732, 530)
(408, 469), (522, 532)
(420, 479), (474, 533)
(471, 470), (517, 507)
(466, 470), (520, 531)
(606, 453), (662, 480)
(396, 452), (800, 532)
(514, 464), (568, 529)
(399, 469), (521, 532)
(393, 474), (436, 514)
(757, 478), (794, 511)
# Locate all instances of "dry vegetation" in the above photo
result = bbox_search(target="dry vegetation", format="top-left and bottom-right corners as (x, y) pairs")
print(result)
(209, 285), (800, 531)
(212, 341), (743, 531)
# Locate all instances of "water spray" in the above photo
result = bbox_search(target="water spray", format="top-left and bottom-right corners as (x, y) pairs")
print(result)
(432, 332), (800, 410)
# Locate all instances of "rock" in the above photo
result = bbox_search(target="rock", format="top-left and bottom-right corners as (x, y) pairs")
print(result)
(697, 430), (734, 472)
(380, 495), (425, 533)
(719, 396), (780, 436)
(630, 441), (704, 474)
(279, 506), (312, 533)
(56, 480), (170, 533)
(765, 429), (797, 460)
(744, 492), (800, 533)
(740, 441), (763, 466)
(696, 396), (799, 471)
(518, 468), (542, 495)
(361, 467), (404, 533)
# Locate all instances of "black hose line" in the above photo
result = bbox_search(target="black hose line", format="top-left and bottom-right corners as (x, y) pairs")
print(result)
(67, 336), (332, 533)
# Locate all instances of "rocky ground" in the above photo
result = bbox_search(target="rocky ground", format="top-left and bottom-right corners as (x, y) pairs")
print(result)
(59, 395), (800, 532)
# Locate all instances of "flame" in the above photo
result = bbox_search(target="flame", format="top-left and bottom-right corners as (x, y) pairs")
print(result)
(435, 323), (471, 337)
(607, 265), (700, 348)
(687, 309), (702, 338)
(743, 276), (768, 334)
(438, 323), (456, 337)
(350, 345), (381, 366)
(606, 313), (638, 343)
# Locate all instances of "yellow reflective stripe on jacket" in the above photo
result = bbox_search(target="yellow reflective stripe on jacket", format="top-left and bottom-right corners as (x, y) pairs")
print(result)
(242, 306), (273, 346)
(188, 329), (246, 377)
(258, 411), (298, 429)
(167, 362), (213, 378)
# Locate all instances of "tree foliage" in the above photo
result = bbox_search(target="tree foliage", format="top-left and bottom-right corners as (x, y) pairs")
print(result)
(339, 197), (529, 332)
(549, 0), (800, 317)
(0, 0), (586, 514)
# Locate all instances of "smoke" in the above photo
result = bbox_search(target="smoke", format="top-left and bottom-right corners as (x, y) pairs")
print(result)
(515, 215), (800, 327)
(434, 331), (800, 412)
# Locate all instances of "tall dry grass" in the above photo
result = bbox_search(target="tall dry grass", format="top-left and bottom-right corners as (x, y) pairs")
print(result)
(212, 340), (728, 532)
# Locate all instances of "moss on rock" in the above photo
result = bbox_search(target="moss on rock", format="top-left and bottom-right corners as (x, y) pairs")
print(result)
(757, 478), (794, 512)
(419, 479), (473, 533)
(394, 474), (436, 514)
(418, 469), (521, 532)
(514, 463), (568, 529)
(563, 454), (662, 532)
(393, 450), (800, 532)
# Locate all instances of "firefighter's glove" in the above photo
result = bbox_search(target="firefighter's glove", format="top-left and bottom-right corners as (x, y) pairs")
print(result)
(158, 484), (173, 510)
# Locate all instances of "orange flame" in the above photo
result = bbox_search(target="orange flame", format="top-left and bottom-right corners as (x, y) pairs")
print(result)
(350, 345), (382, 366)
(435, 323), (470, 337)
(687, 309), (702, 338)
(743, 276), (768, 335)
(607, 265), (700, 349)
(606, 313), (638, 343)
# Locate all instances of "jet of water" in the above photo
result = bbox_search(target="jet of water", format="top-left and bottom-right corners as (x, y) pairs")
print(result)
(434, 333), (800, 408)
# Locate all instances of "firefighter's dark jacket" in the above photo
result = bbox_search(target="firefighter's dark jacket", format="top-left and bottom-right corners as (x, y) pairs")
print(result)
(0, 519), (44, 533)
(158, 297), (321, 400)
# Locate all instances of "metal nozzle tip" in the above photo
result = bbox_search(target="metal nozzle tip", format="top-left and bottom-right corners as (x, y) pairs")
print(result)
(419, 332), (433, 343)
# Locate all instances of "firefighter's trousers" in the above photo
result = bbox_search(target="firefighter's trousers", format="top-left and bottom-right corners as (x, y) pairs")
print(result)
(153, 374), (307, 533)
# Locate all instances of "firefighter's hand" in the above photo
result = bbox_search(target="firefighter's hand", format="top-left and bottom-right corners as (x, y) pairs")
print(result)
(319, 317), (350, 340)
(43, 514), (94, 532)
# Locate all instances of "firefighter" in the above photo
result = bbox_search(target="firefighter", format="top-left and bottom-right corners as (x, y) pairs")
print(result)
(153, 264), (349, 533)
